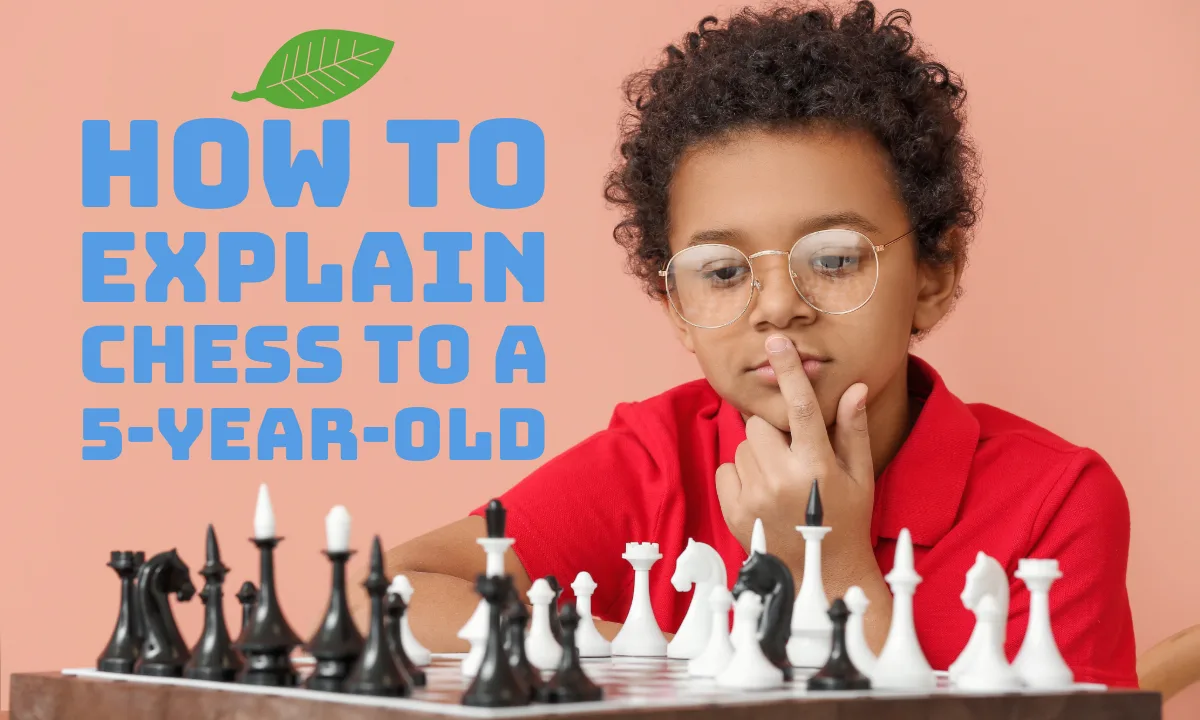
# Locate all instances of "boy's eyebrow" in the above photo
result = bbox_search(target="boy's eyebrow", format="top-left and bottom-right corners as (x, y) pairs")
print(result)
(687, 210), (884, 247)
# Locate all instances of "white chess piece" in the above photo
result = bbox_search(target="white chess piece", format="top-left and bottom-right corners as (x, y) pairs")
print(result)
(871, 528), (936, 691)
(688, 586), (735, 677)
(611, 542), (668, 657)
(571, 572), (611, 657)
(716, 591), (784, 690)
(456, 531), (516, 676)
(525, 578), (563, 670)
(667, 539), (727, 659)
(388, 575), (431, 666)
(1012, 559), (1074, 688)
(843, 585), (877, 679)
(750, 518), (767, 555)
(787, 522), (833, 667)
(955, 595), (1022, 692)
(950, 552), (1010, 684)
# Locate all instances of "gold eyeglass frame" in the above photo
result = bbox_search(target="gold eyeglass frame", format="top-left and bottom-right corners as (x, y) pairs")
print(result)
(658, 227), (917, 329)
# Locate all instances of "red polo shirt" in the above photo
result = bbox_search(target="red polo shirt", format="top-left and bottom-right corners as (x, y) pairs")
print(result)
(471, 356), (1138, 687)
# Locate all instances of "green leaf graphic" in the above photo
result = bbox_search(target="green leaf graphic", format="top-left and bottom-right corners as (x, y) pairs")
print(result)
(233, 29), (394, 109)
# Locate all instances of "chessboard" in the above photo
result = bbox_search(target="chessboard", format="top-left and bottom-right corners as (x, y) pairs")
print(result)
(9, 654), (1161, 720)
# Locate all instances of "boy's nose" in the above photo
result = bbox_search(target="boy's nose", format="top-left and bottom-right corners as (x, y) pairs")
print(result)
(748, 260), (816, 328)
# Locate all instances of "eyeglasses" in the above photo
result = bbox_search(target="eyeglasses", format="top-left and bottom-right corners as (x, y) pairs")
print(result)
(658, 227), (915, 329)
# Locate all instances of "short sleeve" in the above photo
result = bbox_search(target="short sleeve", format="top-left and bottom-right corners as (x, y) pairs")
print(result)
(469, 404), (672, 619)
(1008, 451), (1139, 687)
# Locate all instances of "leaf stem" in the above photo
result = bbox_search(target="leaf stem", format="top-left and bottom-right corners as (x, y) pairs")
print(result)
(231, 90), (261, 102)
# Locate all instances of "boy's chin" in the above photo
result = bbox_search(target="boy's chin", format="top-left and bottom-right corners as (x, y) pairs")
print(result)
(742, 392), (838, 434)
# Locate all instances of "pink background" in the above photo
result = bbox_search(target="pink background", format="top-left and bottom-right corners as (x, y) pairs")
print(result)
(2, 0), (1198, 716)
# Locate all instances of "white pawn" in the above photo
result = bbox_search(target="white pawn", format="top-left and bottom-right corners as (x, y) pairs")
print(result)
(525, 578), (563, 671)
(843, 585), (877, 679)
(716, 591), (784, 690)
(1012, 559), (1074, 688)
(950, 552), (1010, 684)
(871, 528), (936, 691)
(388, 575), (431, 666)
(955, 595), (1021, 692)
(688, 586), (735, 677)
(571, 572), (611, 657)
(667, 539), (726, 659)
(611, 542), (668, 657)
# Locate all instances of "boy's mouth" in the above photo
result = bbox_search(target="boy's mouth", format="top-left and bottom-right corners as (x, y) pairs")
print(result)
(750, 354), (829, 383)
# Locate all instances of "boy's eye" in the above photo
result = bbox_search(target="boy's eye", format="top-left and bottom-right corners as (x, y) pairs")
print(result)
(810, 252), (861, 274)
(700, 262), (749, 284)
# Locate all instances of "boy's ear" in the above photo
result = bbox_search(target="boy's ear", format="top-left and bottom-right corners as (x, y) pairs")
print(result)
(912, 228), (965, 334)
(660, 295), (697, 353)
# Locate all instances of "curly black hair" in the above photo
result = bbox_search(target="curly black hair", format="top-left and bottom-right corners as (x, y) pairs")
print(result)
(603, 0), (982, 300)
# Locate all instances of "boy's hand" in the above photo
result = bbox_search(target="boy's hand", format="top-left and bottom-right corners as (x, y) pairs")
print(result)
(716, 334), (879, 594)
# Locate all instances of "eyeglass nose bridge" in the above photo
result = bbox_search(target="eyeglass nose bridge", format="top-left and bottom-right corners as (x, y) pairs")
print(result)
(744, 249), (793, 291)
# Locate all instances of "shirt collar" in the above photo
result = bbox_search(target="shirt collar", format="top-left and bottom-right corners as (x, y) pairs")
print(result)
(871, 355), (979, 548)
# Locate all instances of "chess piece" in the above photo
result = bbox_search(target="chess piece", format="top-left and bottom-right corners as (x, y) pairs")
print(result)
(237, 484), (304, 687)
(955, 595), (1022, 692)
(344, 536), (411, 697)
(843, 586), (877, 679)
(611, 542), (668, 656)
(750, 518), (767, 555)
(1012, 558), (1074, 688)
(716, 591), (784, 690)
(570, 572), (612, 657)
(389, 576), (431, 666)
(950, 552), (1009, 684)
(525, 578), (563, 670)
(463, 574), (529, 707)
(688, 586), (735, 677)
(503, 601), (543, 701)
(134, 549), (195, 677)
(97, 550), (145, 674)
(304, 506), (365, 692)
(788, 481), (833, 668)
(732, 550), (794, 681)
(545, 575), (565, 644)
(234, 581), (257, 646)
(808, 599), (871, 691)
(185, 526), (242, 682)
(667, 539), (726, 660)
(458, 499), (516, 677)
(871, 528), (936, 690)
(385, 592), (427, 687)
(539, 603), (604, 703)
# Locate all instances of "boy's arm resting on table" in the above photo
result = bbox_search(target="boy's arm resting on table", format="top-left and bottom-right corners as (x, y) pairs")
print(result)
(351, 515), (625, 651)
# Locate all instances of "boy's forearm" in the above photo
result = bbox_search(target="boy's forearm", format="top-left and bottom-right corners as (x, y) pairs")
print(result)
(396, 570), (482, 653)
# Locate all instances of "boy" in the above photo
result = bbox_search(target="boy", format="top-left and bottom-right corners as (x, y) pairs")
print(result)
(380, 0), (1138, 687)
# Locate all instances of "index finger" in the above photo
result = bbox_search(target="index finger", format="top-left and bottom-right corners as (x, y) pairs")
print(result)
(765, 334), (833, 458)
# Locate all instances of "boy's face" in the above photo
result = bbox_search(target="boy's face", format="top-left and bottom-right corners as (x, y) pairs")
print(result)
(663, 126), (959, 431)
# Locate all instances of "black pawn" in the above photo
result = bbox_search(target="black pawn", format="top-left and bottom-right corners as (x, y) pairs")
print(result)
(806, 481), (824, 527)
(385, 592), (426, 687)
(237, 534), (303, 686)
(503, 601), (542, 701)
(234, 581), (257, 645)
(97, 551), (145, 673)
(807, 599), (871, 691)
(545, 575), (564, 644)
(539, 603), (603, 703)
(185, 526), (243, 682)
(485, 498), (506, 538)
(344, 537), (410, 697)
(463, 574), (528, 707)
(304, 546), (365, 692)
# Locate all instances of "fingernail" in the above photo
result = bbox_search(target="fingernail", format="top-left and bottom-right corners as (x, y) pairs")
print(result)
(766, 336), (791, 353)
(856, 385), (868, 411)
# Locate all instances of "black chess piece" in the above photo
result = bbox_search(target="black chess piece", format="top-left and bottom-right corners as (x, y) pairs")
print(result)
(462, 574), (529, 707)
(544, 575), (564, 644)
(234, 581), (257, 645)
(97, 551), (145, 673)
(807, 598), (871, 691)
(385, 591), (427, 687)
(731, 550), (795, 682)
(503, 601), (542, 701)
(539, 602), (603, 703)
(134, 549), (196, 677)
(236, 533), (303, 686)
(485, 498), (506, 538)
(806, 480), (823, 527)
(344, 537), (411, 697)
(304, 543), (365, 692)
(185, 526), (243, 682)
